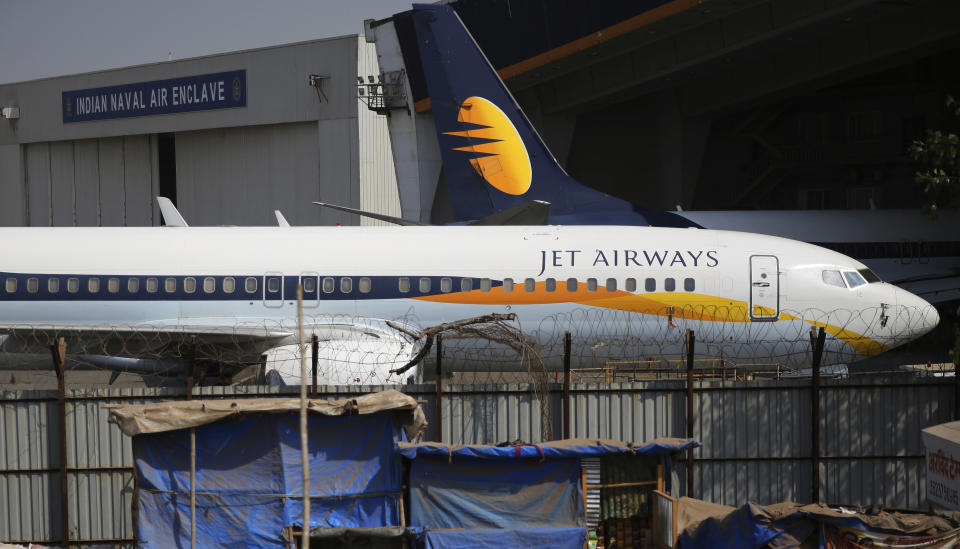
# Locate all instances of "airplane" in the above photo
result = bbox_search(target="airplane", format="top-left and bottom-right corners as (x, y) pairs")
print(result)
(368, 5), (960, 306)
(0, 221), (940, 385)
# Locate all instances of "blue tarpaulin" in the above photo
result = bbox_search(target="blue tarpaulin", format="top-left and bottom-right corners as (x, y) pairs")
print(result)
(397, 437), (698, 460)
(425, 527), (587, 549)
(135, 412), (403, 549)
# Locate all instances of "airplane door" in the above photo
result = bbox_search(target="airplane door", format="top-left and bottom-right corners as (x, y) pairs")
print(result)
(749, 255), (779, 321)
(264, 272), (283, 308)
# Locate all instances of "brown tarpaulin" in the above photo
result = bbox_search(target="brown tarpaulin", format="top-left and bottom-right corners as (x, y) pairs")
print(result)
(107, 389), (427, 441)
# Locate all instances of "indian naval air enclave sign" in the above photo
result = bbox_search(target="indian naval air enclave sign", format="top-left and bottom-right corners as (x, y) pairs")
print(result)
(62, 70), (246, 123)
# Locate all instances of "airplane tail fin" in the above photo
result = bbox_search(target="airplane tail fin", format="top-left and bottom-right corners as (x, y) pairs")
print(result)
(406, 4), (638, 223)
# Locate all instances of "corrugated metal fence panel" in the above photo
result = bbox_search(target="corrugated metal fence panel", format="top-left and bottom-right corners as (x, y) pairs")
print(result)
(0, 380), (956, 545)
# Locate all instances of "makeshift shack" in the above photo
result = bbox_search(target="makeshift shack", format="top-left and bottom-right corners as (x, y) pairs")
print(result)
(108, 390), (426, 549)
(397, 438), (698, 549)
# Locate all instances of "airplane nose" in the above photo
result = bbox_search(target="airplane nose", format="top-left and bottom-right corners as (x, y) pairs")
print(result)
(895, 287), (939, 336)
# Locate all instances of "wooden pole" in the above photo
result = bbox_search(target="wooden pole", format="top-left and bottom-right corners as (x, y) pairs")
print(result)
(810, 326), (825, 504)
(563, 332), (571, 440)
(50, 338), (69, 548)
(436, 334), (443, 443)
(298, 285), (310, 549)
(685, 329), (695, 499)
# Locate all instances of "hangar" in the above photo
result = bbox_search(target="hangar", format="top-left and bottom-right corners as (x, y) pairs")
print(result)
(0, 34), (398, 227)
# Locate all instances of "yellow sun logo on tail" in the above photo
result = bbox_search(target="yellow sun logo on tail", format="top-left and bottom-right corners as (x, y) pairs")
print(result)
(444, 96), (532, 196)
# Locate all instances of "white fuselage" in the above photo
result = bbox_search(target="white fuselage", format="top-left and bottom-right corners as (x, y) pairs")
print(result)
(0, 225), (939, 382)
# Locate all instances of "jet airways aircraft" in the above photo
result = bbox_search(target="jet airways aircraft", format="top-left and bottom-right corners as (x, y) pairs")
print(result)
(0, 224), (939, 384)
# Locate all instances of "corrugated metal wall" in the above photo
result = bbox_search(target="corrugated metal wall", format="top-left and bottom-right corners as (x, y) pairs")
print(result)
(357, 38), (401, 226)
(0, 379), (951, 545)
(19, 136), (158, 227)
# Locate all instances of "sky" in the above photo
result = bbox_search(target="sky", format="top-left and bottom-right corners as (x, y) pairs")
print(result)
(0, 0), (415, 84)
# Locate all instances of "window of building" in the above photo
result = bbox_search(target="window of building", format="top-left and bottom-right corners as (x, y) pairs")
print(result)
(48, 278), (60, 293)
(645, 278), (656, 292)
(545, 278), (556, 292)
(586, 278), (598, 292)
(359, 277), (372, 293)
(184, 277), (197, 294)
(223, 277), (236, 294)
(340, 277), (353, 293)
(322, 277), (334, 294)
(67, 278), (80, 294)
(625, 278), (637, 292)
(665, 278), (676, 292)
(480, 278), (492, 292)
(524, 278), (535, 292)
(203, 277), (216, 294)
(26, 278), (38, 293)
(461, 278), (473, 292)
(684, 278), (695, 292)
(128, 278), (140, 293)
(440, 277), (452, 293)
(398, 277), (410, 293)
(146, 278), (159, 293)
(419, 277), (431, 293)
(108, 278), (120, 293)
(605, 278), (617, 292)
(567, 278), (578, 292)
(822, 270), (845, 288)
(89, 278), (101, 293)
(165, 278), (177, 293)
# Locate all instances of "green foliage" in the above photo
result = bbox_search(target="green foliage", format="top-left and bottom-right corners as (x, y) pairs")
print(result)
(908, 97), (960, 215)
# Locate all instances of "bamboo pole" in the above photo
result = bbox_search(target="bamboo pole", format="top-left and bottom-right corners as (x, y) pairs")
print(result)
(298, 284), (310, 549)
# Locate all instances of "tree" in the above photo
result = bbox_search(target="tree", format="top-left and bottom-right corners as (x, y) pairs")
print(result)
(908, 96), (960, 215)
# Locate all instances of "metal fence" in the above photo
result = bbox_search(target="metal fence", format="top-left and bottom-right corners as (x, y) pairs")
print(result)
(0, 377), (954, 547)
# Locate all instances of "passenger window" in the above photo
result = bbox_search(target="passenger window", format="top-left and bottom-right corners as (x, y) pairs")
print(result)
(545, 278), (556, 292)
(203, 277), (216, 294)
(48, 278), (60, 293)
(302, 277), (316, 294)
(503, 278), (514, 292)
(146, 278), (159, 293)
(461, 278), (473, 292)
(165, 278), (177, 293)
(665, 278), (676, 292)
(684, 277), (695, 292)
(67, 278), (80, 294)
(645, 278), (656, 292)
(266, 277), (279, 293)
(5, 278), (16, 293)
(398, 277), (410, 293)
(566, 278), (578, 292)
(89, 278), (101, 293)
(524, 278), (535, 292)
(27, 278), (38, 293)
(223, 277), (236, 294)
(184, 277), (197, 294)
(605, 278), (617, 292)
(359, 277), (372, 293)
(322, 277), (334, 294)
(480, 278), (492, 292)
(419, 277), (431, 293)
(441, 277), (452, 293)
(625, 278), (636, 292)
(587, 278), (598, 292)
(843, 271), (867, 289)
(128, 278), (140, 293)
(340, 277), (353, 293)
(108, 278), (120, 293)
(245, 277), (258, 293)
(822, 270), (845, 288)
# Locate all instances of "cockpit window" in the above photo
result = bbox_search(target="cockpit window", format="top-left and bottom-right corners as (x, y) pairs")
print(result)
(858, 268), (881, 284)
(822, 270), (845, 288)
(843, 271), (867, 289)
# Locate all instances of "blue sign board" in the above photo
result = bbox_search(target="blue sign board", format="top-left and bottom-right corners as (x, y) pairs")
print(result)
(62, 70), (246, 123)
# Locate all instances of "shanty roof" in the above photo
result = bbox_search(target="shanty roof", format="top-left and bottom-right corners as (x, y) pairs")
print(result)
(397, 437), (698, 460)
(107, 389), (426, 441)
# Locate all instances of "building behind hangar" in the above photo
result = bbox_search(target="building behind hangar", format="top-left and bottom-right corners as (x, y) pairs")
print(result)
(0, 34), (398, 227)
